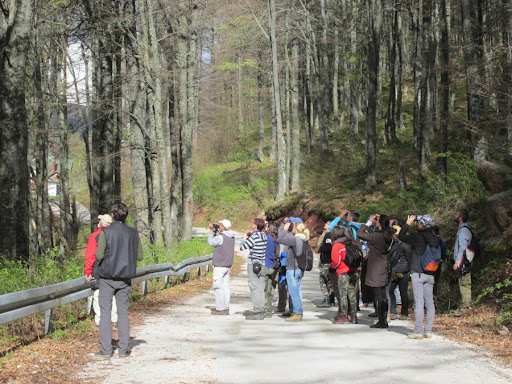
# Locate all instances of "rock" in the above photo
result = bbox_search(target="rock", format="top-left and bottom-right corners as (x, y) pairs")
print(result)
(496, 325), (510, 336)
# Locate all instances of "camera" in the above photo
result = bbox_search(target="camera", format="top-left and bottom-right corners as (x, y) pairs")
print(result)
(212, 223), (220, 235)
(287, 222), (294, 232)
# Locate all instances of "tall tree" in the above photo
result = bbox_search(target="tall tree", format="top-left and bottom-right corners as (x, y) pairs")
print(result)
(365, 0), (382, 191)
(0, 0), (35, 260)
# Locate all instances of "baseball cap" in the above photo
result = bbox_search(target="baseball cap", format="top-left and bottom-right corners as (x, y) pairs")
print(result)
(289, 216), (303, 223)
(417, 215), (435, 228)
(219, 219), (231, 229)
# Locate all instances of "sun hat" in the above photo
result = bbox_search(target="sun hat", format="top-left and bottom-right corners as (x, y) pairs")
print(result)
(417, 215), (435, 228)
(219, 219), (232, 229)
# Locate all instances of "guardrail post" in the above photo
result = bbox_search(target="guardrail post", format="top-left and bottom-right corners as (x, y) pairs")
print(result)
(142, 280), (148, 295)
(87, 296), (94, 315)
(45, 309), (53, 334)
(206, 264), (210, 273)
(183, 272), (188, 283)
(197, 267), (201, 278)
(164, 276), (169, 287)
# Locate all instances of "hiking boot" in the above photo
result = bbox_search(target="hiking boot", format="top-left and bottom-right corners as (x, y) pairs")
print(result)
(423, 333), (432, 339)
(399, 315), (408, 320)
(94, 351), (112, 359)
(333, 316), (350, 324)
(452, 309), (469, 317)
(317, 298), (331, 308)
(368, 311), (378, 318)
(118, 351), (131, 358)
(390, 313), (399, 320)
(245, 312), (264, 320)
(280, 312), (292, 318)
(369, 321), (388, 329)
(211, 309), (229, 315)
(285, 313), (302, 322)
(408, 333), (424, 339)
(263, 312), (273, 318)
(349, 315), (358, 324)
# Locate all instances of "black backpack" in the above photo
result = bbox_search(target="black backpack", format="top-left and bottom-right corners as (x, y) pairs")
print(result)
(465, 229), (481, 262)
(343, 241), (363, 269)
(292, 239), (314, 272)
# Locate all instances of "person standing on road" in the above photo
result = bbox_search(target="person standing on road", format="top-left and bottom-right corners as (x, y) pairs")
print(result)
(357, 214), (394, 329)
(315, 221), (334, 308)
(277, 221), (310, 322)
(398, 215), (438, 339)
(94, 203), (143, 358)
(263, 222), (279, 318)
(208, 219), (236, 315)
(240, 218), (268, 320)
(453, 210), (473, 316)
(84, 214), (117, 326)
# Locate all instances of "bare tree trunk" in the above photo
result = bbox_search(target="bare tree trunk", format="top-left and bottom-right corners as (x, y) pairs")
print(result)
(257, 49), (265, 163)
(333, 26), (340, 133)
(365, 0), (382, 191)
(290, 0), (300, 191)
(461, 0), (487, 161)
(33, 22), (52, 253)
(268, 0), (287, 200)
(238, 55), (243, 132)
(438, 0), (451, 177)
(0, 0), (34, 261)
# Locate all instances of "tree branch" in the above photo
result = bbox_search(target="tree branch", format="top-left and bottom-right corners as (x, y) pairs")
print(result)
(243, 0), (269, 41)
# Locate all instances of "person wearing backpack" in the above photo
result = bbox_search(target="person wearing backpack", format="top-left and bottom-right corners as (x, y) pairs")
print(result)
(398, 215), (439, 339)
(388, 224), (412, 320)
(277, 221), (310, 322)
(315, 221), (335, 308)
(452, 210), (474, 316)
(357, 214), (394, 329)
(331, 226), (360, 324)
(263, 222), (280, 318)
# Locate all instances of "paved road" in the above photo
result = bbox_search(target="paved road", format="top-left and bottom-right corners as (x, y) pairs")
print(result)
(81, 231), (512, 384)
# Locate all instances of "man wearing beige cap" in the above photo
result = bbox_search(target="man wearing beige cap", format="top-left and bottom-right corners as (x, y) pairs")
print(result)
(84, 214), (117, 326)
(208, 219), (235, 315)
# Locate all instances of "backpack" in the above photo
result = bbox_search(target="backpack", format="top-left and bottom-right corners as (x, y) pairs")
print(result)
(387, 240), (402, 273)
(343, 223), (369, 257)
(465, 229), (481, 262)
(292, 239), (314, 272)
(343, 241), (363, 269)
(418, 239), (442, 274)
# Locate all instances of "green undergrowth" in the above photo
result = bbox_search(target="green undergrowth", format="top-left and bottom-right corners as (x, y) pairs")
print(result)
(0, 238), (213, 295)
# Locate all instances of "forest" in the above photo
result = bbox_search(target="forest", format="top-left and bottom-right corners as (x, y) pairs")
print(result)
(1, 0), (512, 276)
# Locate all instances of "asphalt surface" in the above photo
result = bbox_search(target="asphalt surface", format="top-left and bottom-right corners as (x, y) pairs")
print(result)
(80, 230), (512, 384)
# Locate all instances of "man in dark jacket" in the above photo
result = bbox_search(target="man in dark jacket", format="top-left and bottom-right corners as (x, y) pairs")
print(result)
(94, 203), (143, 358)
(398, 215), (439, 340)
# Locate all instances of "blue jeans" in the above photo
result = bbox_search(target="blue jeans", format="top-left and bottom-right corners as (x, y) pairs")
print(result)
(286, 269), (303, 314)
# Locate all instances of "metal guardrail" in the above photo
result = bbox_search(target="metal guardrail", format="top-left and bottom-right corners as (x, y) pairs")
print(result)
(0, 254), (213, 333)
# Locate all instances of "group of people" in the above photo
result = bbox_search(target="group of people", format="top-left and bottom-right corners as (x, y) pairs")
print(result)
(84, 203), (143, 358)
(206, 208), (476, 339)
(83, 205), (475, 358)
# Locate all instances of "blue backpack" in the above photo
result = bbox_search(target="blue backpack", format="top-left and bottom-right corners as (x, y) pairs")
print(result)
(419, 235), (442, 273)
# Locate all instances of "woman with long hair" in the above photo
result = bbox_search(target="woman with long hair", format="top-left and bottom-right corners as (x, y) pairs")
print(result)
(357, 214), (394, 328)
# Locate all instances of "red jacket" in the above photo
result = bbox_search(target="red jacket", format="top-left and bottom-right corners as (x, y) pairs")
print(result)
(330, 241), (357, 275)
(84, 227), (103, 276)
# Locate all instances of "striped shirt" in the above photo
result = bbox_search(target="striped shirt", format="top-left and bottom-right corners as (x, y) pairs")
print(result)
(240, 231), (267, 263)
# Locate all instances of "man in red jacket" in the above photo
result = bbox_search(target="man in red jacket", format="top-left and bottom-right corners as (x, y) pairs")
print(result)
(84, 214), (117, 326)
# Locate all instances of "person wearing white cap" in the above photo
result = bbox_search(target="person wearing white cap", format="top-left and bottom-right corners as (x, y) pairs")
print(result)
(208, 219), (236, 315)
(84, 214), (117, 327)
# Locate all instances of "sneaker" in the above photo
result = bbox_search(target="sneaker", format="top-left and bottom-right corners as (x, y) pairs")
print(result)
(399, 315), (408, 320)
(94, 351), (112, 359)
(316, 298), (331, 308)
(423, 333), (432, 339)
(280, 312), (292, 318)
(245, 312), (264, 320)
(349, 315), (358, 324)
(408, 333), (424, 339)
(263, 312), (273, 318)
(212, 309), (229, 315)
(390, 314), (399, 320)
(333, 316), (350, 324)
(118, 351), (131, 358)
(285, 313), (302, 322)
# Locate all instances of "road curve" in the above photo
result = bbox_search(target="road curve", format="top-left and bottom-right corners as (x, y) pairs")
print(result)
(80, 230), (512, 384)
